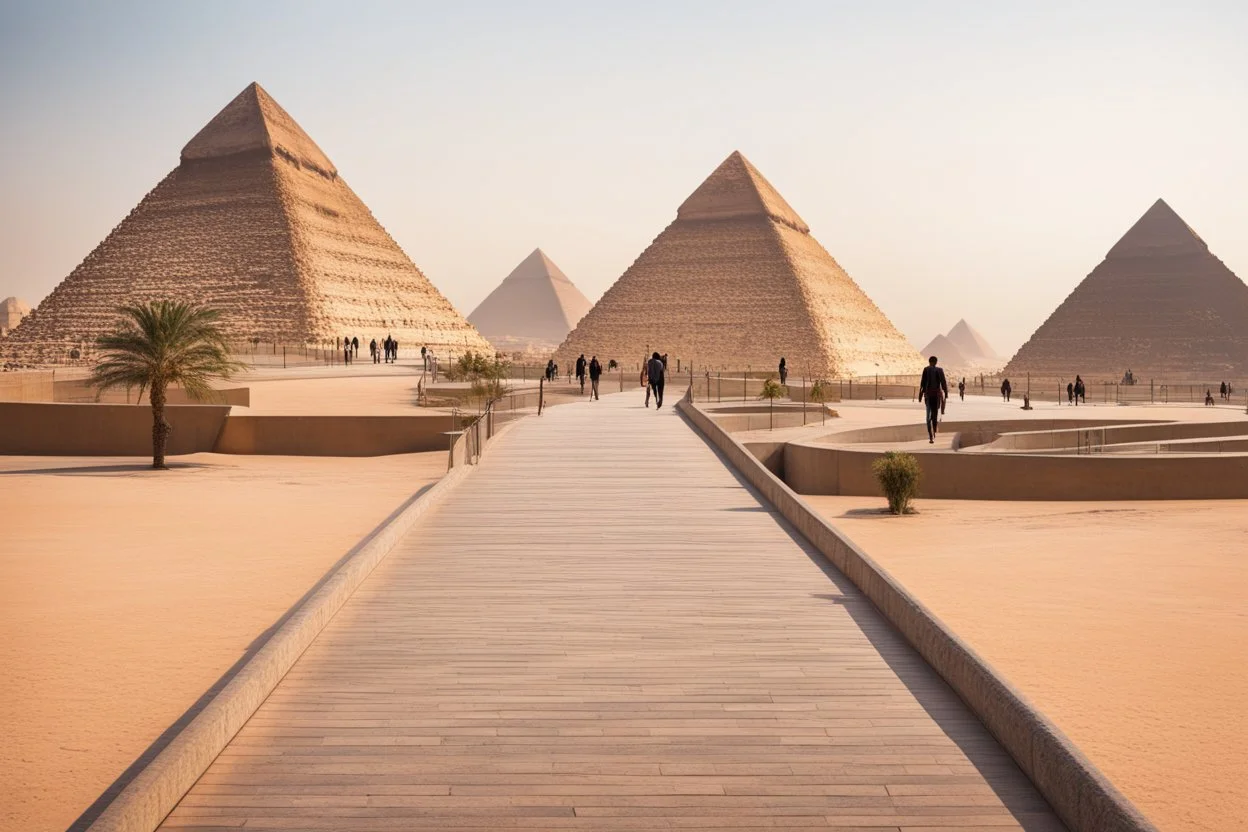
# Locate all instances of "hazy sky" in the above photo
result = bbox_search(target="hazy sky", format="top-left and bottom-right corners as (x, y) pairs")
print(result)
(1, 1), (1245, 356)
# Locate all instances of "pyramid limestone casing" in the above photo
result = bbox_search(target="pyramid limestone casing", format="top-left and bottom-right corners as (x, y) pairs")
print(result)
(1, 83), (491, 363)
(555, 152), (922, 377)
(0, 297), (31, 336)
(468, 248), (592, 351)
(1006, 199), (1248, 379)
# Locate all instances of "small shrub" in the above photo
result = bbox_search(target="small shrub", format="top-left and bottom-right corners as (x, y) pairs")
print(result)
(872, 451), (921, 515)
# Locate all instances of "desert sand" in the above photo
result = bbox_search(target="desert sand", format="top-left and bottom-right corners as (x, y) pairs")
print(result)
(808, 495), (1248, 832)
(0, 450), (446, 832)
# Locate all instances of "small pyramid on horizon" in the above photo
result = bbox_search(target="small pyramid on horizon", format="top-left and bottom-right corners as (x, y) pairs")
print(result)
(468, 249), (592, 353)
(918, 334), (970, 369)
(1006, 199), (1248, 378)
(945, 319), (999, 363)
(2, 82), (491, 364)
(555, 151), (921, 376)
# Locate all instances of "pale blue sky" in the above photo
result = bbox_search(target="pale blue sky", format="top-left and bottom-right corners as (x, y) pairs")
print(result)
(2, 0), (1245, 355)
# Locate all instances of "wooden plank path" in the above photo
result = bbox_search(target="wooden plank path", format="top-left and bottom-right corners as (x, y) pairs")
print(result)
(159, 392), (1063, 831)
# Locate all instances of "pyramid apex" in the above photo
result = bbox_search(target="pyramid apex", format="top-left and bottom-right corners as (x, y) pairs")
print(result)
(1107, 198), (1207, 258)
(676, 151), (809, 233)
(181, 82), (336, 176)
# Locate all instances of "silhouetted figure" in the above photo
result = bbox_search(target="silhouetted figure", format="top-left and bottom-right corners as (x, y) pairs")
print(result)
(648, 352), (666, 408)
(641, 362), (651, 407)
(1067, 381), (1074, 405)
(918, 355), (948, 444)
(351, 336), (359, 356)
(1221, 381), (1228, 400)
(1076, 375), (1086, 404)
(1206, 389), (1216, 406)
(545, 359), (555, 382)
(1001, 378), (1011, 402)
(778, 357), (788, 385)
(370, 338), (378, 364)
(589, 355), (602, 400)
(958, 377), (965, 401)
(576, 354), (587, 394)
(661, 353), (668, 370)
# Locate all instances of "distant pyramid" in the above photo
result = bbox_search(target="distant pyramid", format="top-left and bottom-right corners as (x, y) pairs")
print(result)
(468, 248), (592, 353)
(555, 151), (921, 376)
(918, 334), (970, 369)
(945, 319), (999, 364)
(1006, 199), (1248, 378)
(2, 82), (491, 364)
(0, 297), (30, 336)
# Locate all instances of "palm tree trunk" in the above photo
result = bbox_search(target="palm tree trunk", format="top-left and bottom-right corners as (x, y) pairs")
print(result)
(150, 382), (170, 469)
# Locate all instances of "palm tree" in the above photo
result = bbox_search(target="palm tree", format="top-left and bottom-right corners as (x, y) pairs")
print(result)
(90, 301), (243, 469)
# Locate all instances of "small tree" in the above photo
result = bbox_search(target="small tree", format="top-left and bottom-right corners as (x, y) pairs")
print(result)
(758, 376), (785, 430)
(872, 451), (921, 515)
(91, 301), (242, 469)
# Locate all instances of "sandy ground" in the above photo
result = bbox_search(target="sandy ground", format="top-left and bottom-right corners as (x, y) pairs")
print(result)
(807, 495), (1248, 832)
(0, 451), (446, 832)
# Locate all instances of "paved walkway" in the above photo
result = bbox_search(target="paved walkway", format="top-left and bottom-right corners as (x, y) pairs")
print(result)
(159, 392), (1063, 830)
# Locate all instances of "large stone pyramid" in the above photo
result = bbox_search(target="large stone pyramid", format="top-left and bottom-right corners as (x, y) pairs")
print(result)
(554, 151), (921, 376)
(468, 248), (592, 353)
(1006, 199), (1248, 379)
(946, 319), (999, 364)
(1, 82), (491, 363)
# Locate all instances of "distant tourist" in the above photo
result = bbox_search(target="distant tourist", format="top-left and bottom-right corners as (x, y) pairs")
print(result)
(918, 355), (947, 444)
(545, 359), (555, 382)
(661, 353), (669, 370)
(1220, 381), (1228, 400)
(1001, 378), (1011, 402)
(641, 361), (651, 407)
(778, 357), (788, 385)
(1067, 381), (1074, 405)
(369, 338), (378, 364)
(957, 377), (965, 401)
(393, 339), (400, 363)
(343, 339), (352, 365)
(1075, 375), (1086, 404)
(576, 354), (587, 394)
(589, 355), (602, 401)
(421, 345), (428, 369)
(351, 336), (359, 356)
(647, 352), (666, 408)
(1206, 389), (1216, 406)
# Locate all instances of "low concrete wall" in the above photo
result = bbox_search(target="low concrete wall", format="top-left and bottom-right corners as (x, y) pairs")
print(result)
(677, 398), (1157, 832)
(0, 402), (230, 456)
(215, 414), (456, 457)
(784, 440), (1248, 500)
(986, 418), (1248, 452)
(54, 382), (251, 408)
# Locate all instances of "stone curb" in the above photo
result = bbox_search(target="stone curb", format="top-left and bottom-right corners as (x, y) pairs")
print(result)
(83, 437), (497, 832)
(677, 399), (1158, 832)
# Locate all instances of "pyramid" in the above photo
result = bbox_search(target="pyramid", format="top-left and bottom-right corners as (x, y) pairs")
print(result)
(1, 82), (491, 364)
(1006, 199), (1248, 379)
(945, 319), (999, 364)
(0, 297), (30, 336)
(554, 151), (922, 377)
(468, 248), (592, 353)
(918, 334), (970, 369)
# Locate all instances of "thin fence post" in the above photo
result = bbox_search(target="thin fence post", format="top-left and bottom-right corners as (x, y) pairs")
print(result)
(538, 377), (544, 416)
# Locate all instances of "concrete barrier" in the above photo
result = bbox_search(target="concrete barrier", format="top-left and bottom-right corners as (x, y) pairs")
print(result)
(0, 402), (230, 456)
(80, 420), (526, 832)
(215, 414), (456, 456)
(677, 398), (1158, 832)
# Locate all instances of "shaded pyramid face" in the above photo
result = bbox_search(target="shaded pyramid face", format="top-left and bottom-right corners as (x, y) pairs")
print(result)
(2, 83), (491, 363)
(1006, 199), (1248, 379)
(468, 248), (592, 352)
(555, 151), (921, 377)
(945, 319), (999, 363)
(918, 334), (970, 369)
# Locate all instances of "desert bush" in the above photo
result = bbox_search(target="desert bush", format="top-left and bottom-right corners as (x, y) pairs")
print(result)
(872, 451), (921, 515)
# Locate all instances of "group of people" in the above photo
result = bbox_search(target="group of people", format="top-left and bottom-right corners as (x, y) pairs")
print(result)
(338, 336), (401, 364)
(1066, 375), (1086, 405)
(573, 354), (605, 400)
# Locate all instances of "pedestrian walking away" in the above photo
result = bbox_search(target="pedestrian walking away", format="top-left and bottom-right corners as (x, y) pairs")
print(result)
(1001, 378), (1011, 402)
(576, 354), (587, 394)
(647, 352), (666, 408)
(1075, 375), (1085, 405)
(957, 377), (965, 401)
(641, 362), (651, 407)
(589, 355), (602, 400)
(1067, 381), (1074, 405)
(778, 357), (788, 385)
(369, 338), (378, 364)
(918, 355), (947, 444)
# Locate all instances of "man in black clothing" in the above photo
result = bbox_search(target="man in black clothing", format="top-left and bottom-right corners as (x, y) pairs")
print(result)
(588, 355), (602, 400)
(647, 352), (666, 408)
(918, 355), (948, 444)
(575, 354), (587, 394)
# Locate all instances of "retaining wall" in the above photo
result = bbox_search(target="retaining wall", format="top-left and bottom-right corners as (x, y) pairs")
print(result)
(215, 414), (457, 457)
(0, 402), (230, 456)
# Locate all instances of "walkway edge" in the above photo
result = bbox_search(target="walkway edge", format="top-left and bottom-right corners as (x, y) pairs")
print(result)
(677, 399), (1158, 832)
(84, 448), (489, 832)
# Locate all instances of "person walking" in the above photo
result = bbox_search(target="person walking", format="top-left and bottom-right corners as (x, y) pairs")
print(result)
(918, 355), (948, 444)
(1220, 381), (1228, 400)
(641, 361), (651, 407)
(545, 359), (555, 382)
(1067, 381), (1074, 405)
(778, 357), (788, 386)
(589, 355), (602, 401)
(1075, 375), (1085, 405)
(343, 338), (352, 365)
(351, 336), (359, 358)
(369, 338), (378, 364)
(647, 352), (666, 408)
(575, 354), (587, 395)
(1001, 378), (1012, 402)
(957, 377), (965, 401)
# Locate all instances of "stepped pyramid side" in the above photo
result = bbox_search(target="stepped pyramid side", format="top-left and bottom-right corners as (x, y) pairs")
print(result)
(2, 83), (491, 364)
(468, 249), (593, 350)
(1006, 199), (1248, 379)
(555, 151), (921, 377)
